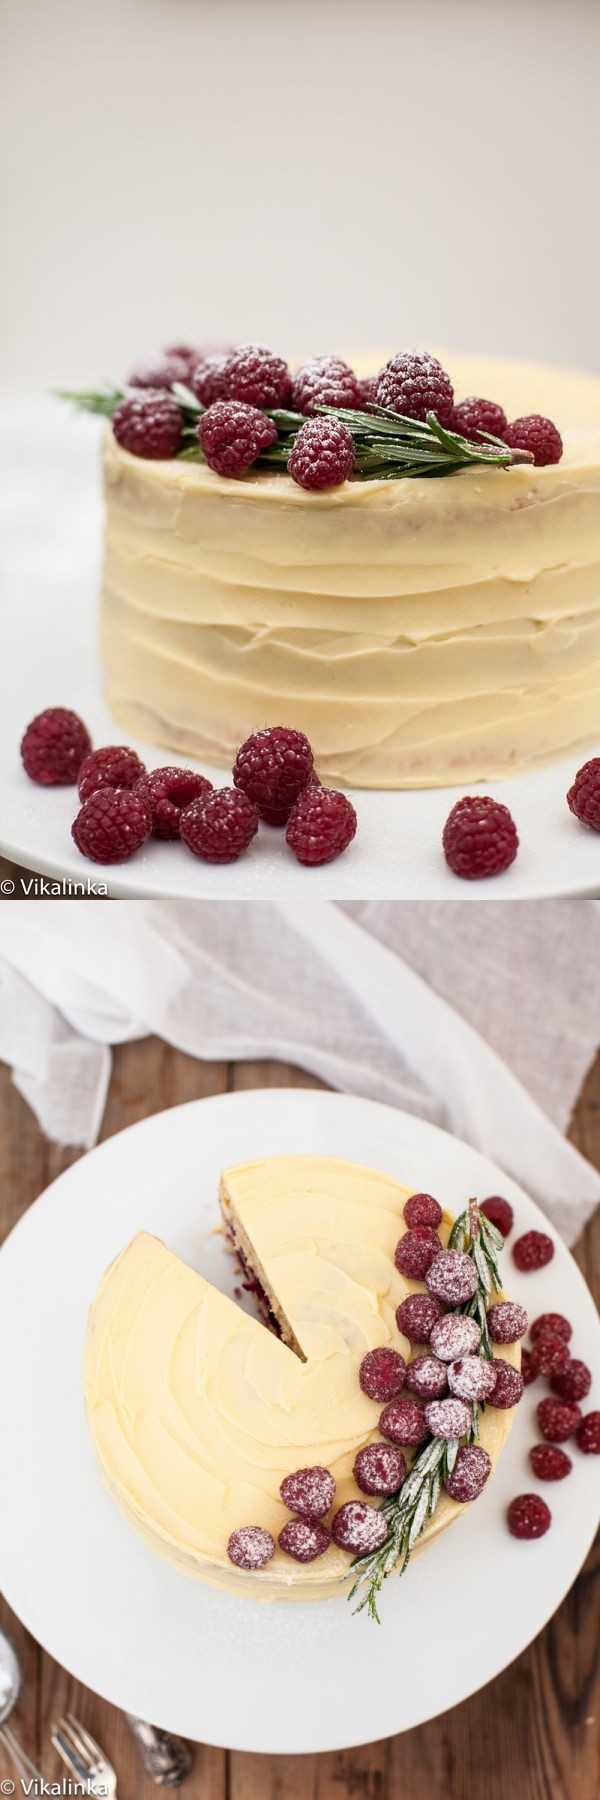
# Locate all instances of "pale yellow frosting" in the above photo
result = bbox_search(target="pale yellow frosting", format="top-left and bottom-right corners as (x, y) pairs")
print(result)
(83, 1157), (519, 1599)
(99, 350), (600, 788)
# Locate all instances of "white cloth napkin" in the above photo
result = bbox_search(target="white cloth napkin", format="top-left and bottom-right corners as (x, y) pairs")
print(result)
(0, 900), (598, 1244)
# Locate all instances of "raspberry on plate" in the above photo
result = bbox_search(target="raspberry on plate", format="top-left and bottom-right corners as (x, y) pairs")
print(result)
(285, 784), (357, 865)
(512, 1231), (554, 1272)
(233, 725), (314, 825)
(567, 757), (600, 832)
(503, 414), (563, 466)
(21, 707), (92, 786)
(424, 1398), (471, 1440)
(279, 1465), (336, 1519)
(291, 355), (363, 416)
(278, 1518), (331, 1562)
(507, 1494), (551, 1539)
(550, 1359), (592, 1403)
(288, 416), (355, 490)
(198, 400), (278, 477)
(530, 1333), (570, 1380)
(530, 1312), (572, 1344)
(444, 1444), (491, 1502)
(451, 396), (508, 441)
(331, 1501), (388, 1555)
(353, 1442), (407, 1496)
(134, 766), (212, 839)
(442, 795), (519, 880)
(378, 1397), (429, 1447)
(113, 390), (183, 459)
(403, 1192), (443, 1230)
(222, 343), (292, 409)
(480, 1195), (513, 1238)
(537, 1397), (582, 1443)
(430, 1314), (482, 1361)
(576, 1411), (600, 1454)
(72, 787), (151, 864)
(394, 1227), (440, 1281)
(425, 1248), (478, 1305)
(180, 787), (259, 863)
(489, 1359), (524, 1409)
(78, 745), (146, 803)
(521, 1348), (536, 1387)
(486, 1301), (529, 1345)
(406, 1355), (448, 1399)
(359, 1347), (407, 1402)
(227, 1525), (275, 1569)
(128, 353), (190, 390)
(530, 1444), (572, 1481)
(375, 351), (454, 425)
(395, 1292), (442, 1344)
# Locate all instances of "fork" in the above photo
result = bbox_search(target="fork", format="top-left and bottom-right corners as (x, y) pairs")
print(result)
(52, 1715), (117, 1798)
(0, 1721), (45, 1785)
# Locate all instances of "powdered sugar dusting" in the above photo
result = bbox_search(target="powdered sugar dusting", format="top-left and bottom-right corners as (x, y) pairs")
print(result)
(331, 1501), (389, 1555)
(280, 1465), (335, 1520)
(447, 1355), (497, 1401)
(430, 1314), (481, 1361)
(426, 1249), (478, 1305)
(487, 1300), (528, 1344)
(424, 1398), (471, 1440)
(227, 1526), (275, 1569)
(278, 1518), (331, 1563)
(406, 1355), (448, 1398)
(444, 1444), (491, 1502)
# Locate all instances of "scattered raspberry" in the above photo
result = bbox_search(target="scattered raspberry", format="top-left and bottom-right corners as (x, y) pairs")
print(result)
(530, 1444), (572, 1481)
(550, 1359), (592, 1403)
(20, 707), (92, 786)
(567, 758), (600, 832)
(503, 414), (563, 466)
(424, 1398), (470, 1440)
(113, 390), (183, 459)
(291, 355), (363, 416)
(189, 354), (230, 406)
(480, 1195), (513, 1238)
(180, 787), (259, 863)
(227, 1525), (276, 1569)
(512, 1230), (554, 1273)
(430, 1314), (482, 1362)
(128, 353), (189, 390)
(406, 1355), (448, 1398)
(223, 343), (292, 409)
(537, 1397), (581, 1443)
(576, 1411), (600, 1454)
(198, 399), (277, 477)
(331, 1501), (388, 1555)
(394, 1227), (440, 1281)
(72, 786), (151, 864)
(375, 351), (454, 425)
(442, 795), (519, 880)
(279, 1465), (336, 1519)
(133, 766), (212, 839)
(521, 1348), (536, 1387)
(486, 1301), (529, 1345)
(425, 1248), (478, 1305)
(489, 1359), (524, 1409)
(451, 396), (508, 441)
(359, 1347), (407, 1402)
(233, 725), (314, 825)
(530, 1333), (570, 1380)
(447, 1355), (497, 1402)
(403, 1192), (443, 1230)
(288, 416), (355, 490)
(278, 1518), (331, 1562)
(379, 1397), (429, 1447)
(444, 1444), (491, 1503)
(395, 1293), (442, 1344)
(353, 1442), (407, 1496)
(507, 1494), (551, 1540)
(78, 745), (146, 803)
(285, 784), (357, 865)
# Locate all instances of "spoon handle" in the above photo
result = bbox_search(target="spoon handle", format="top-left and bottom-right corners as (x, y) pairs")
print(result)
(0, 1721), (45, 1784)
(126, 1716), (192, 1786)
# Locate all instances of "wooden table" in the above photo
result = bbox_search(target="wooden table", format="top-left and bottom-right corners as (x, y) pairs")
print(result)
(1, 1044), (598, 1799)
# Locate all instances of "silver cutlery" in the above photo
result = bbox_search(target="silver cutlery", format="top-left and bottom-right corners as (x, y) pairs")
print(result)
(52, 1714), (117, 1798)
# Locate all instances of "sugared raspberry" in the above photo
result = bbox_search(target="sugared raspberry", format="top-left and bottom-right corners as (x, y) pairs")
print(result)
(406, 1355), (448, 1398)
(480, 1196), (513, 1237)
(486, 1302), (529, 1345)
(530, 1444), (572, 1481)
(198, 400), (277, 477)
(279, 1465), (336, 1520)
(227, 1525), (275, 1569)
(291, 355), (363, 416)
(430, 1314), (482, 1362)
(278, 1518), (331, 1562)
(113, 390), (183, 459)
(507, 1494), (551, 1540)
(576, 1411), (600, 1454)
(503, 414), (563, 466)
(288, 416), (355, 490)
(448, 1355), (497, 1402)
(128, 353), (189, 390)
(21, 707), (91, 786)
(521, 1348), (536, 1387)
(451, 396), (508, 441)
(551, 1359), (592, 1403)
(359, 1347), (406, 1402)
(444, 1444), (491, 1503)
(133, 766), (212, 839)
(537, 1397), (581, 1443)
(530, 1313), (572, 1344)
(180, 787), (259, 863)
(375, 351), (454, 425)
(360, 376), (377, 406)
(188, 354), (230, 406)
(331, 1501), (388, 1555)
(223, 343), (292, 409)
(567, 758), (600, 832)
(489, 1359), (524, 1409)
(353, 1442), (407, 1496)
(403, 1192), (443, 1230)
(442, 795), (519, 881)
(71, 787), (151, 863)
(162, 342), (203, 372)
(285, 784), (357, 865)
(512, 1231), (554, 1273)
(78, 745), (146, 803)
(426, 1249), (478, 1305)
(233, 725), (314, 825)
(394, 1228), (440, 1281)
(425, 1398), (470, 1440)
(395, 1293), (442, 1343)
(530, 1334), (570, 1380)
(379, 1397), (429, 1447)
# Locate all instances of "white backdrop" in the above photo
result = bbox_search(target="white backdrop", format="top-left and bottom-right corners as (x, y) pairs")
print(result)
(2, 0), (600, 386)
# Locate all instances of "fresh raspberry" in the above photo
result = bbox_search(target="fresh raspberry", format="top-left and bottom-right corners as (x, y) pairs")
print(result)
(537, 1397), (581, 1443)
(227, 1525), (275, 1569)
(507, 1494), (551, 1540)
(291, 355), (363, 416)
(521, 1348), (536, 1387)
(379, 1397), (429, 1447)
(20, 707), (91, 786)
(359, 1347), (407, 1402)
(180, 787), (259, 863)
(128, 353), (189, 390)
(576, 1411), (600, 1454)
(403, 1192), (443, 1230)
(503, 414), (563, 466)
(278, 1518), (330, 1562)
(530, 1313), (572, 1345)
(406, 1355), (448, 1399)
(198, 400), (277, 477)
(512, 1231), (554, 1273)
(395, 1293), (442, 1344)
(360, 376), (377, 407)
(288, 416), (355, 490)
(133, 766), (212, 839)
(279, 1466), (336, 1520)
(394, 1227), (440, 1281)
(442, 795), (519, 880)
(486, 1301), (529, 1345)
(448, 1355), (497, 1402)
(331, 1501), (388, 1555)
(78, 745), (146, 803)
(233, 725), (314, 825)
(353, 1442), (407, 1496)
(112, 390), (183, 459)
(188, 354), (230, 406)
(567, 757), (600, 832)
(375, 352), (454, 424)
(530, 1444), (572, 1481)
(162, 341), (205, 372)
(72, 787), (151, 864)
(425, 1398), (470, 1440)
(550, 1359), (592, 1403)
(222, 343), (292, 409)
(530, 1334), (570, 1380)
(451, 396), (508, 441)
(430, 1315), (482, 1361)
(285, 784), (357, 865)
(480, 1196), (514, 1238)
(444, 1444), (491, 1503)
(489, 1359), (524, 1408)
(426, 1249), (478, 1306)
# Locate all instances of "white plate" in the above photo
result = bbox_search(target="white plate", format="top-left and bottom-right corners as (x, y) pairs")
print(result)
(0, 1088), (598, 1754)
(1, 397), (599, 900)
